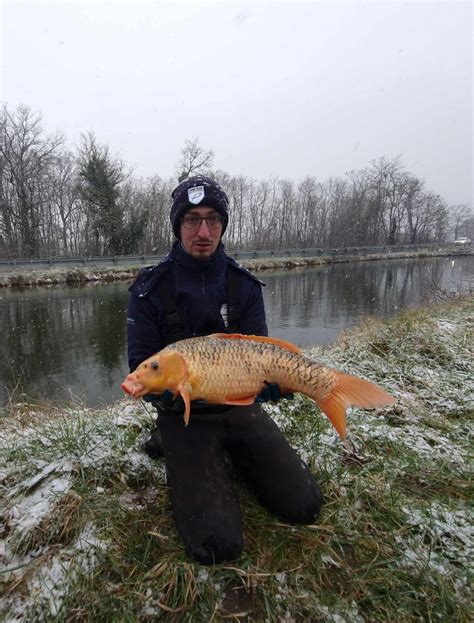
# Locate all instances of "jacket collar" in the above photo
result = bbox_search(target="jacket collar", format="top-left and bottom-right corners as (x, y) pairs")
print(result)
(170, 240), (226, 274)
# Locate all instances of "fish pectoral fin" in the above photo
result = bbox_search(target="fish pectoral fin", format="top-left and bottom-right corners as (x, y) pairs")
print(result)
(209, 333), (301, 354)
(178, 383), (192, 426)
(223, 396), (256, 406)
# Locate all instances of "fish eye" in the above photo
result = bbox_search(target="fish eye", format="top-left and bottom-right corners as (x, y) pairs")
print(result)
(151, 361), (159, 370)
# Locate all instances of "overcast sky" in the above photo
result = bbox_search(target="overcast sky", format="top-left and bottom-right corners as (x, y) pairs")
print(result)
(1, 0), (472, 206)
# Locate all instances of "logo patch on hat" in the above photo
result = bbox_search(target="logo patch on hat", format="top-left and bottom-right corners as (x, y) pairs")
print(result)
(188, 185), (205, 204)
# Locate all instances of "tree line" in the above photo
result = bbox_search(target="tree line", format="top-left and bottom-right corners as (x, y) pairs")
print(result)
(0, 104), (472, 258)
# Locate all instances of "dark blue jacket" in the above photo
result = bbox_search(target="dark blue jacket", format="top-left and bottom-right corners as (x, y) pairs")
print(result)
(127, 242), (268, 371)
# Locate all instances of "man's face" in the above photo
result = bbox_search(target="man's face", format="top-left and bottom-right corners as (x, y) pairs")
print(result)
(180, 206), (223, 260)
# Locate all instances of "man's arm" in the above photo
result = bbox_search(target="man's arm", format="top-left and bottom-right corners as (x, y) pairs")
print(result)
(239, 281), (268, 336)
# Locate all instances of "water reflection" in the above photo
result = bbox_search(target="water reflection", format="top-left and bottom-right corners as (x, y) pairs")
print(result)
(262, 257), (467, 346)
(0, 256), (471, 407)
(0, 284), (129, 407)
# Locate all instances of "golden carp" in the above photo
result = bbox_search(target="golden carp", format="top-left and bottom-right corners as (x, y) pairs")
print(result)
(122, 333), (395, 439)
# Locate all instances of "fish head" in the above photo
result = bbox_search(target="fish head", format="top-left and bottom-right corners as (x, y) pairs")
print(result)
(121, 351), (188, 399)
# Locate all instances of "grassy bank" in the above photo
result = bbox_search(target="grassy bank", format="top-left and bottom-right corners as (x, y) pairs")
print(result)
(0, 245), (471, 287)
(1, 296), (472, 621)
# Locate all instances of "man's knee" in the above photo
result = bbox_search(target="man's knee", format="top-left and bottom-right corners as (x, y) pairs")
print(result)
(279, 480), (324, 524)
(258, 469), (324, 525)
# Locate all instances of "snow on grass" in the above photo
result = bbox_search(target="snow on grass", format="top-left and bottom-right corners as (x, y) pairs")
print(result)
(0, 400), (163, 621)
(316, 601), (365, 623)
(3, 523), (108, 623)
(0, 297), (472, 621)
(8, 464), (73, 533)
(355, 417), (468, 464)
(398, 502), (473, 576)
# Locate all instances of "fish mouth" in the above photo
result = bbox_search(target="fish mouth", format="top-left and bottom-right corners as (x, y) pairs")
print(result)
(121, 377), (146, 399)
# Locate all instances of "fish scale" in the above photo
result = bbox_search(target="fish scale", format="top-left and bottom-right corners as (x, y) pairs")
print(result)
(122, 333), (396, 440)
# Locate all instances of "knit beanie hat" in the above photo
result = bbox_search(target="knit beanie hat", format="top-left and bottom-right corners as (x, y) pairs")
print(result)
(170, 176), (229, 238)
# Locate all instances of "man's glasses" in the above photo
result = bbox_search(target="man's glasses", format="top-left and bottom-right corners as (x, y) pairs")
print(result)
(181, 214), (223, 229)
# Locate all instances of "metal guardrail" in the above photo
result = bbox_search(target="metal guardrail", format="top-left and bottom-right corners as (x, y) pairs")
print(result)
(0, 254), (167, 268)
(0, 243), (469, 268)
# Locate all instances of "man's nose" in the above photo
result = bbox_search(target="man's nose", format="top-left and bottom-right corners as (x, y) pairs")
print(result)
(196, 219), (211, 235)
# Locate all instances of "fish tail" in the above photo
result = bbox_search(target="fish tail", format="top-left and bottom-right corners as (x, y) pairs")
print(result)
(313, 371), (395, 439)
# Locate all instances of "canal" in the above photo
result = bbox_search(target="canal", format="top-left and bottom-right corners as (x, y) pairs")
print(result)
(0, 255), (471, 407)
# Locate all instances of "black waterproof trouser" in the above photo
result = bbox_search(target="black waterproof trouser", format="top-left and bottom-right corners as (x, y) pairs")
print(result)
(157, 404), (323, 565)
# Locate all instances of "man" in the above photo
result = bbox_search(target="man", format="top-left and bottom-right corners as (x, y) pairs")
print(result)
(126, 175), (323, 565)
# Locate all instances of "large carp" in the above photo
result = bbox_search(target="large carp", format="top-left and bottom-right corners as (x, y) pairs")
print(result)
(121, 333), (395, 439)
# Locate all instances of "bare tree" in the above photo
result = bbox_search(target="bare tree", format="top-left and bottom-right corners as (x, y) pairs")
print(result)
(277, 179), (296, 247)
(449, 204), (472, 240)
(404, 176), (426, 244)
(298, 177), (318, 247)
(122, 175), (173, 253)
(366, 157), (405, 245)
(248, 179), (281, 249)
(47, 152), (81, 255)
(343, 168), (368, 246)
(226, 175), (248, 249)
(323, 176), (350, 247)
(414, 193), (448, 243)
(0, 104), (63, 256)
(175, 138), (214, 181)
(432, 196), (449, 242)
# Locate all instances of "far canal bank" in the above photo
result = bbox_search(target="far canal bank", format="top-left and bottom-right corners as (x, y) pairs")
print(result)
(0, 244), (472, 288)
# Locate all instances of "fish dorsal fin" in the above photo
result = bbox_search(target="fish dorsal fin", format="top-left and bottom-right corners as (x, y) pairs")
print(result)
(209, 333), (301, 354)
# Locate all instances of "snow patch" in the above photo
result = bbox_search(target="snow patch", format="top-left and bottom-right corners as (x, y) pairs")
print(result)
(397, 502), (473, 578)
(2, 524), (108, 622)
(6, 462), (74, 534)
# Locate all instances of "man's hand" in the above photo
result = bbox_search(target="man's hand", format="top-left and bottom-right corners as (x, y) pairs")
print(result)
(255, 382), (294, 403)
(143, 390), (185, 413)
(144, 383), (294, 410)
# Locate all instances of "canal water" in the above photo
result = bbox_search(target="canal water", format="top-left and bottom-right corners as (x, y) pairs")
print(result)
(0, 255), (472, 408)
